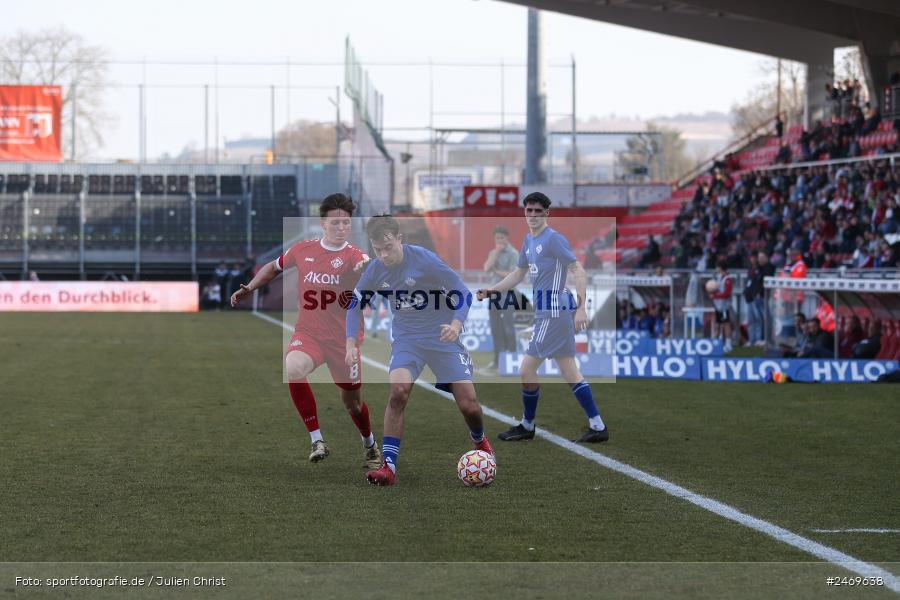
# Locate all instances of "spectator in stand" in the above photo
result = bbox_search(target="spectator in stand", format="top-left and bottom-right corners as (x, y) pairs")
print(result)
(780, 313), (807, 357)
(775, 143), (792, 164)
(201, 280), (222, 310)
(638, 235), (661, 268)
(658, 305), (671, 338)
(853, 241), (875, 268)
(638, 305), (657, 337)
(774, 113), (784, 139)
(798, 317), (835, 359)
(708, 258), (735, 353)
(852, 320), (882, 359)
(619, 304), (638, 331)
(861, 103), (881, 135)
(838, 316), (864, 358)
(226, 263), (244, 301)
(583, 235), (606, 270)
(213, 262), (229, 308)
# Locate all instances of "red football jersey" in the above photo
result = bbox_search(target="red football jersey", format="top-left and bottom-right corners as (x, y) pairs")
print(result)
(276, 238), (368, 341)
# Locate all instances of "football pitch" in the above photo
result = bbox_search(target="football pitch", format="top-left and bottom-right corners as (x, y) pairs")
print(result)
(1, 312), (898, 599)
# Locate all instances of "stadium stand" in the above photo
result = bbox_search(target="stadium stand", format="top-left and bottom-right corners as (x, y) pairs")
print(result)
(0, 164), (335, 281)
(616, 111), (900, 271)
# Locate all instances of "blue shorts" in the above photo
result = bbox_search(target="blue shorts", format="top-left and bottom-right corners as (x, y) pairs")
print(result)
(390, 339), (473, 392)
(526, 315), (577, 360)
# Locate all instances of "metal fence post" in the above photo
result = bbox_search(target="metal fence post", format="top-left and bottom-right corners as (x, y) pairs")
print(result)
(190, 186), (197, 281)
(135, 187), (141, 280)
(78, 188), (85, 280)
(22, 189), (29, 279)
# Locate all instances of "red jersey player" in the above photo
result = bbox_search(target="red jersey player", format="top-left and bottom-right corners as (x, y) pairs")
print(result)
(231, 193), (380, 468)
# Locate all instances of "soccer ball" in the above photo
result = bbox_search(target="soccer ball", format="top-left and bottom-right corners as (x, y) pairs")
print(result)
(705, 279), (718, 294)
(457, 450), (496, 488)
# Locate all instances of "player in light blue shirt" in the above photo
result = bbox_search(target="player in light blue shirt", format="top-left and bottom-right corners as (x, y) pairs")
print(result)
(345, 215), (494, 485)
(477, 192), (609, 443)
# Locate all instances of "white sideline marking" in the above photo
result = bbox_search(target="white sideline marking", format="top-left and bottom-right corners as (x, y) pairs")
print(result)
(251, 310), (900, 592)
(812, 529), (900, 534)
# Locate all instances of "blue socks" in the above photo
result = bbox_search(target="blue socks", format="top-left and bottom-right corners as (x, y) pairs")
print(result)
(469, 427), (484, 443)
(522, 388), (540, 424)
(572, 380), (599, 418)
(382, 436), (401, 473)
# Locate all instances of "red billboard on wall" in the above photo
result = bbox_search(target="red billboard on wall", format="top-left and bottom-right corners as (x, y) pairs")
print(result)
(0, 85), (63, 162)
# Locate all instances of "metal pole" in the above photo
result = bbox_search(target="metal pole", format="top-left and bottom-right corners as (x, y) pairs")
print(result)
(190, 189), (197, 281)
(335, 85), (341, 163)
(142, 58), (148, 162)
(500, 61), (505, 183)
(204, 84), (209, 163)
(138, 84), (144, 162)
(270, 84), (276, 161)
(286, 56), (291, 127)
(78, 189), (85, 280)
(833, 290), (839, 358)
(429, 59), (435, 182)
(70, 85), (77, 161)
(135, 189), (141, 280)
(214, 56), (220, 164)
(525, 8), (547, 184)
(22, 190), (29, 278)
(776, 58), (783, 118)
(571, 55), (577, 201)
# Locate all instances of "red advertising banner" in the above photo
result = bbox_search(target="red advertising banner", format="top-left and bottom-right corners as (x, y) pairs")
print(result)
(463, 185), (519, 208)
(0, 282), (199, 312)
(0, 85), (63, 162)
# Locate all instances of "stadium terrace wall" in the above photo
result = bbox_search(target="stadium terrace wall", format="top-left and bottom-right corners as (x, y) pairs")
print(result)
(0, 161), (387, 280)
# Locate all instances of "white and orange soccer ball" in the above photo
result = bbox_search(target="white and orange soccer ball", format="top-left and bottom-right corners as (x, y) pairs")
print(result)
(457, 450), (496, 487)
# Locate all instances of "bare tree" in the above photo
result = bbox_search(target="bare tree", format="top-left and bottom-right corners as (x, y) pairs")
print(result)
(730, 59), (806, 139)
(619, 123), (692, 182)
(274, 119), (339, 158)
(0, 27), (111, 160)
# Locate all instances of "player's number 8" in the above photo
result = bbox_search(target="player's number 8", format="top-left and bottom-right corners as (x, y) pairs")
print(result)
(349, 362), (359, 380)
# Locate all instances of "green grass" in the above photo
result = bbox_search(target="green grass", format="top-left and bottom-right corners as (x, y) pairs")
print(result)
(0, 313), (897, 599)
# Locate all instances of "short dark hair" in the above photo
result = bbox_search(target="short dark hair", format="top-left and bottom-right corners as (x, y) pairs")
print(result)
(493, 226), (509, 236)
(522, 192), (551, 209)
(365, 214), (401, 242)
(319, 193), (356, 217)
(795, 312), (807, 321)
(716, 258), (727, 271)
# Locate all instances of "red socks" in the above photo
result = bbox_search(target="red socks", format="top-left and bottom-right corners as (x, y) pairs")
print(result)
(349, 402), (372, 438)
(288, 380), (319, 432)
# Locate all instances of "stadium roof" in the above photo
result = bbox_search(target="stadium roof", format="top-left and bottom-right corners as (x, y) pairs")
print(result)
(501, 0), (899, 65)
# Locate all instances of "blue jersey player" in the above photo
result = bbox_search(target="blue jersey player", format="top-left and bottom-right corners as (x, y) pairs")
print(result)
(477, 192), (609, 443)
(345, 215), (494, 486)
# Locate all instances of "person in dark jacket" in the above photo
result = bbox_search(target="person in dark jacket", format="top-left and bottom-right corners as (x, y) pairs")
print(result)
(852, 320), (882, 359)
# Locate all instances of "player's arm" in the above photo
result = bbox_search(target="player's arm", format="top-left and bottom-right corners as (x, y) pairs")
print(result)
(429, 253), (472, 342)
(230, 259), (278, 308)
(568, 260), (589, 331)
(345, 263), (374, 365)
(482, 248), (498, 272)
(476, 266), (527, 301)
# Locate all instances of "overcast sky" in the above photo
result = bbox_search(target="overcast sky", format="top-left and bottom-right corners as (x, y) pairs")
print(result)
(3, 0), (779, 160)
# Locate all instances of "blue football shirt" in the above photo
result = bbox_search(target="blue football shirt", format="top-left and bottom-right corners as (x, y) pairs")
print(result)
(517, 226), (578, 318)
(346, 244), (471, 344)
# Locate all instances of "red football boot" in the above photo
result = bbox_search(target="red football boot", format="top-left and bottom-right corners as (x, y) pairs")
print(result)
(474, 435), (495, 457)
(366, 463), (397, 486)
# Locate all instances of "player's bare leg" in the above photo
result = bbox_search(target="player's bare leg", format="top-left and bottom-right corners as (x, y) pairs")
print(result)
(286, 350), (329, 463)
(557, 356), (608, 443)
(498, 354), (542, 441)
(340, 386), (380, 469)
(448, 381), (493, 456)
(366, 368), (413, 485)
